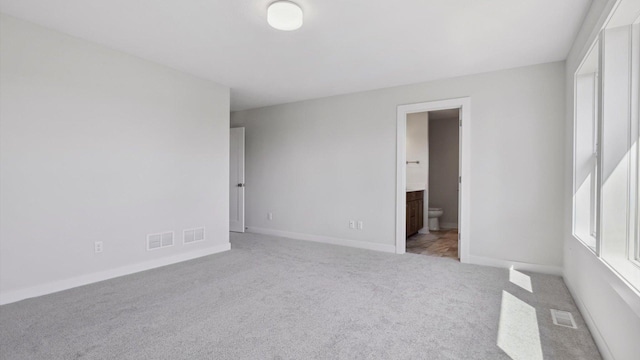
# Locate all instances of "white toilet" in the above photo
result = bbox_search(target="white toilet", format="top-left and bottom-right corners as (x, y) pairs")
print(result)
(428, 208), (444, 231)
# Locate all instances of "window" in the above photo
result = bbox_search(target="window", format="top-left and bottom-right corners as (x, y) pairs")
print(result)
(573, 0), (640, 292)
(600, 13), (640, 290)
(573, 42), (600, 251)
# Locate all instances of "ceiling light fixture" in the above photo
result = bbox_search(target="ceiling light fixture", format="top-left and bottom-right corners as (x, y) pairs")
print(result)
(267, 1), (303, 31)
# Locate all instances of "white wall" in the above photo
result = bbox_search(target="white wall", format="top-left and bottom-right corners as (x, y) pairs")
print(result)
(428, 118), (459, 227)
(0, 15), (231, 304)
(406, 112), (429, 189)
(563, 1), (640, 359)
(232, 61), (566, 270)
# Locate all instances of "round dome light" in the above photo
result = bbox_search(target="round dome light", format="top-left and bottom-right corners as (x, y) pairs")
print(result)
(267, 1), (303, 31)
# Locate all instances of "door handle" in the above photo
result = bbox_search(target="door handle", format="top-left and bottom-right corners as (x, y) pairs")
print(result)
(237, 183), (245, 187)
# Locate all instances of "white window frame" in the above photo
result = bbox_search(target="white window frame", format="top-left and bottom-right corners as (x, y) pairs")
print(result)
(573, 3), (640, 293)
(572, 38), (601, 253)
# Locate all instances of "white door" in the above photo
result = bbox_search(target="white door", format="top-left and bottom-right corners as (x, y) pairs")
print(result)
(230, 127), (245, 232)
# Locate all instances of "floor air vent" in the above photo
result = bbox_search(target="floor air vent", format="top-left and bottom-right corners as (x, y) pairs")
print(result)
(550, 309), (577, 329)
(147, 231), (174, 251)
(184, 227), (205, 244)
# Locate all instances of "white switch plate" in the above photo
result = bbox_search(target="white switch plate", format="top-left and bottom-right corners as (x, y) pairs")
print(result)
(357, 221), (363, 230)
(349, 220), (356, 229)
(267, 213), (273, 220)
(94, 241), (103, 253)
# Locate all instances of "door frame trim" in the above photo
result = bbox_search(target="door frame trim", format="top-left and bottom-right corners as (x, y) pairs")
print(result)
(395, 97), (471, 263)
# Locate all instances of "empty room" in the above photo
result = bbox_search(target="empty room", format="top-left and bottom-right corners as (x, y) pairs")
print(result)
(1, 1), (639, 359)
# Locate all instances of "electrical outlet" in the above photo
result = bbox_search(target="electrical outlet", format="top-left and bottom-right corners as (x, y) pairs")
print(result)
(357, 221), (363, 230)
(349, 220), (356, 229)
(267, 212), (273, 220)
(94, 241), (103, 253)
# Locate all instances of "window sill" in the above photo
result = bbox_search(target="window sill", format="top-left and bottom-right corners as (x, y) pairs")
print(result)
(572, 232), (597, 254)
(570, 235), (640, 319)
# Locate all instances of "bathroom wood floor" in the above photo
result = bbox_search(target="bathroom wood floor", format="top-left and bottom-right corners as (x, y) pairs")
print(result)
(406, 229), (459, 259)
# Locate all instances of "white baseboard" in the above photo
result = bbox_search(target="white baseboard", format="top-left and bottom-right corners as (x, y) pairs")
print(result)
(247, 227), (396, 253)
(466, 254), (563, 276)
(564, 280), (614, 360)
(0, 243), (231, 305)
(440, 222), (458, 229)
(246, 227), (560, 276)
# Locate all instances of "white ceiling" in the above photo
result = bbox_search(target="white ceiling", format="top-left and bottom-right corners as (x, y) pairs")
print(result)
(0, 0), (591, 111)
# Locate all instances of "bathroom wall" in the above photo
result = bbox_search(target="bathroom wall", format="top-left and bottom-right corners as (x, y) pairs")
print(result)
(406, 112), (429, 189)
(428, 117), (459, 228)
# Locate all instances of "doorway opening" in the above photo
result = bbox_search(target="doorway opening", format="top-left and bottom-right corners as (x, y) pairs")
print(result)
(405, 109), (460, 258)
(230, 127), (245, 233)
(395, 98), (470, 262)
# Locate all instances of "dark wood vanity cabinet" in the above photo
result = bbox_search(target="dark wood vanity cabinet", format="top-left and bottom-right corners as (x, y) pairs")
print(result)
(406, 190), (424, 238)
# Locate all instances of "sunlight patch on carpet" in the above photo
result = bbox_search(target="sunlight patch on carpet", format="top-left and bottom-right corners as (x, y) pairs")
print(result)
(509, 267), (533, 293)
(497, 290), (543, 360)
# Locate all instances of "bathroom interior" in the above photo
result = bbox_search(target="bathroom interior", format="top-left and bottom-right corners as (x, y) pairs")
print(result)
(405, 109), (460, 258)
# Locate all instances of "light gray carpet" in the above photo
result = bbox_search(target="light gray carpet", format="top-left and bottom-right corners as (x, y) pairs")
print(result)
(1, 232), (601, 359)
